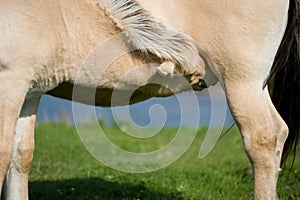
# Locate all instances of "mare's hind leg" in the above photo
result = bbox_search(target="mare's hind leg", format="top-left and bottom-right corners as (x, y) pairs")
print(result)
(224, 79), (287, 200)
(4, 97), (40, 200)
(0, 71), (30, 198)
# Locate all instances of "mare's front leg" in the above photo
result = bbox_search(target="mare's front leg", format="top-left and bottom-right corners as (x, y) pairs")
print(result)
(223, 77), (287, 199)
(0, 71), (31, 199)
(4, 97), (40, 200)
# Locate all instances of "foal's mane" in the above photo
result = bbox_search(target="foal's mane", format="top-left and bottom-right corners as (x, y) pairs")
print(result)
(97, 0), (201, 73)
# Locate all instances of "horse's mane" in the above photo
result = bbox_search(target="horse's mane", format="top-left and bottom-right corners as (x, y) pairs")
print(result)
(97, 0), (201, 74)
(268, 0), (300, 164)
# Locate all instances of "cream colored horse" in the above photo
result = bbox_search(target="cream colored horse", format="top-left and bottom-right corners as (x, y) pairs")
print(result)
(0, 0), (299, 199)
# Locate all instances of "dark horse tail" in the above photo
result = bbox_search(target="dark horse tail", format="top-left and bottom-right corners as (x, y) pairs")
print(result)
(268, 0), (300, 164)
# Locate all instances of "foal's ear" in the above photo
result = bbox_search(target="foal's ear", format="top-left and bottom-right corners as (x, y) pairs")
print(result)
(156, 60), (207, 90)
(156, 61), (176, 76)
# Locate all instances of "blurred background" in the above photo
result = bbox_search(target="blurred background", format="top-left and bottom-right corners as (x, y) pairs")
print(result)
(37, 85), (234, 128)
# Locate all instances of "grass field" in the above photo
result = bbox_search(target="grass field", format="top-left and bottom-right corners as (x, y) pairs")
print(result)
(29, 123), (300, 200)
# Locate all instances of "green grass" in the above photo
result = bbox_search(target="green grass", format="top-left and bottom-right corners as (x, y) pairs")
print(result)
(29, 123), (300, 200)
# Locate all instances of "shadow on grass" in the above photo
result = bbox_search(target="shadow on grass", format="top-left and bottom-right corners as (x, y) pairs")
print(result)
(29, 178), (184, 200)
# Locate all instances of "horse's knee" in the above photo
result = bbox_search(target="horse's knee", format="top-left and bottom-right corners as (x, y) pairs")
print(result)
(243, 126), (277, 166)
(12, 141), (34, 174)
(12, 99), (39, 175)
(243, 120), (288, 166)
(16, 147), (34, 174)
